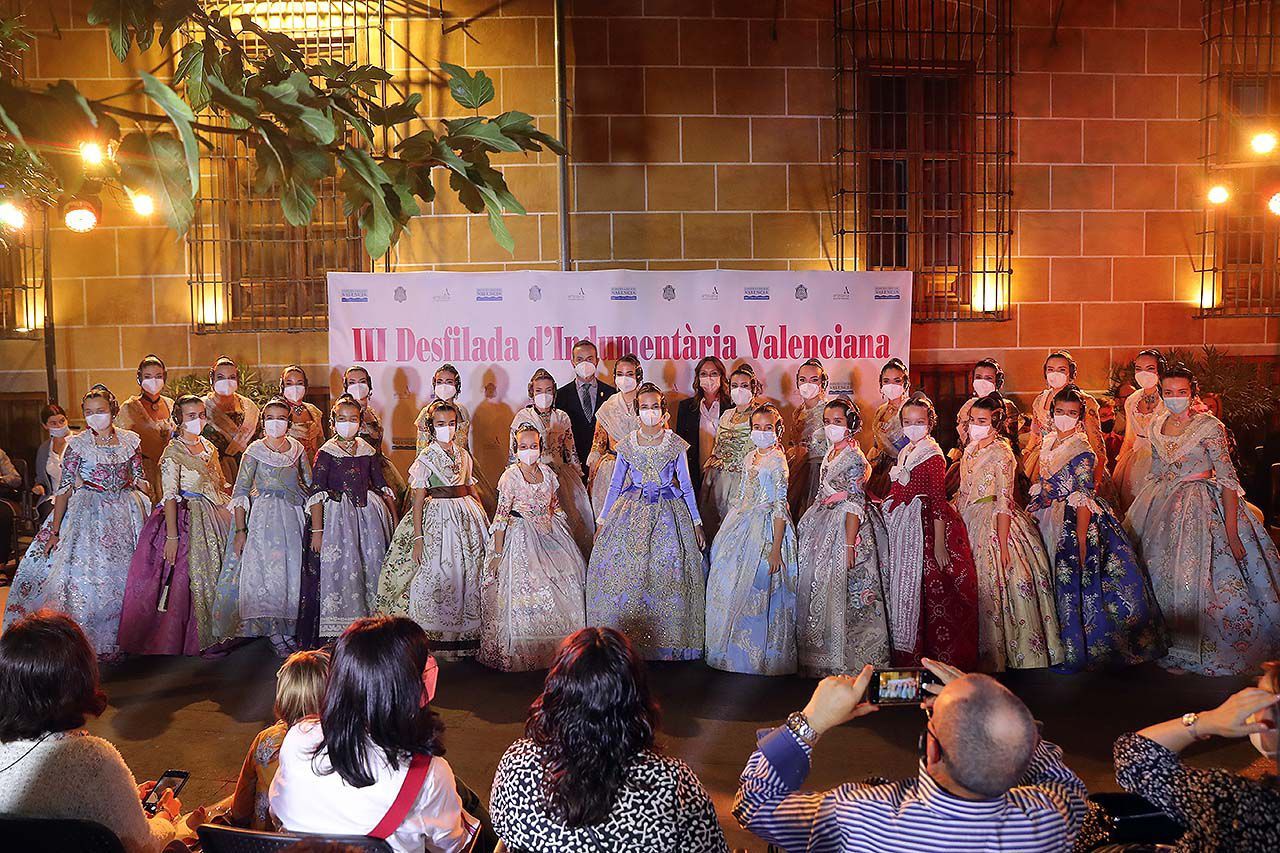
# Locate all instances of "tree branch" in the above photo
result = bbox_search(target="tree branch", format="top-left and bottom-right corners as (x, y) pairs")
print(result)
(95, 102), (250, 136)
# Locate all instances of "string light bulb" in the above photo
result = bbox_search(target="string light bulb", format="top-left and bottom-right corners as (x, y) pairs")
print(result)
(131, 193), (155, 217)
(1207, 185), (1230, 205)
(79, 141), (106, 166)
(0, 201), (25, 229)
(1269, 192), (1280, 216)
(63, 198), (100, 232)
(1252, 132), (1278, 154)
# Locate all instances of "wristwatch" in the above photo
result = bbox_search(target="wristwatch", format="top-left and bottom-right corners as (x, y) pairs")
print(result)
(785, 711), (820, 747)
(1181, 712), (1210, 740)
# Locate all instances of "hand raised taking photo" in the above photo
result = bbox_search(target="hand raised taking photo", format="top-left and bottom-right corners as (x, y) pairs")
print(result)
(801, 664), (879, 736)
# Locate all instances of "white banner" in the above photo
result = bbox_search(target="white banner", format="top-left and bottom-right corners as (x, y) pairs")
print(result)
(328, 269), (912, 481)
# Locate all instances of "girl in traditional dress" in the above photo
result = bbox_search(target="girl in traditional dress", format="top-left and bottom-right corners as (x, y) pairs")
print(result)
(586, 354), (643, 515)
(479, 424), (587, 672)
(945, 359), (1026, 500)
(413, 364), (496, 515)
(880, 395), (979, 671)
(1125, 365), (1280, 675)
(304, 395), (396, 643)
(1113, 349), (1168, 513)
(509, 369), (595, 558)
(588, 383), (707, 661)
(376, 400), (490, 659)
(343, 365), (408, 508)
(866, 358), (910, 501)
(786, 358), (839, 520)
(203, 356), (261, 483)
(115, 354), (173, 500)
(1027, 385), (1166, 671)
(3, 386), (151, 657)
(701, 363), (765, 540)
(280, 365), (324, 462)
(705, 403), (798, 675)
(953, 394), (1063, 672)
(795, 398), (891, 678)
(213, 398), (312, 655)
(118, 395), (232, 656)
(1023, 351), (1117, 505)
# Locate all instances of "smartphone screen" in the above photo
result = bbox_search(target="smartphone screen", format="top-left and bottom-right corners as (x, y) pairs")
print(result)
(142, 770), (189, 814)
(869, 668), (938, 705)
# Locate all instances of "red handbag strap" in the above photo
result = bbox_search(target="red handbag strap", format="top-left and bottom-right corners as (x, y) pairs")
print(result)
(369, 752), (433, 840)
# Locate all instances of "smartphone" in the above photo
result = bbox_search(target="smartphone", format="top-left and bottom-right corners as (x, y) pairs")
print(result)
(142, 769), (189, 815)
(868, 667), (941, 706)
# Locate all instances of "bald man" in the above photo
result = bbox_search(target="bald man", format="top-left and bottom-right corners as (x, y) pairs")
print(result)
(734, 660), (1087, 852)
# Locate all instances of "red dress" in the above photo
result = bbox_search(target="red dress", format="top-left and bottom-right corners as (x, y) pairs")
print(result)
(886, 452), (978, 671)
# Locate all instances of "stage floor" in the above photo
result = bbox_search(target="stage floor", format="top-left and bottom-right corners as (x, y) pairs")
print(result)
(83, 638), (1263, 851)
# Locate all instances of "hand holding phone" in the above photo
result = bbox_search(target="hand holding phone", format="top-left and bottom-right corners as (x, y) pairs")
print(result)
(141, 769), (189, 817)
(867, 667), (943, 706)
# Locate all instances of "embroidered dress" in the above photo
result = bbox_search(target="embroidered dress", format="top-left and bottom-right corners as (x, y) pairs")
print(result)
(116, 394), (174, 499)
(1113, 389), (1167, 513)
(287, 401), (325, 462)
(1027, 431), (1166, 671)
(786, 394), (837, 521)
(202, 393), (260, 483)
(954, 438), (1062, 672)
(415, 400), (496, 515)
(587, 430), (706, 661)
(212, 437), (311, 640)
(508, 406), (595, 558)
(479, 463), (587, 671)
(358, 405), (409, 505)
(866, 398), (908, 500)
(1125, 412), (1280, 675)
(375, 442), (490, 659)
(586, 391), (641, 516)
(706, 446), (799, 675)
(795, 444), (891, 677)
(3, 429), (151, 656)
(700, 405), (755, 540)
(304, 438), (395, 639)
(881, 438), (979, 671)
(1023, 387), (1119, 505)
(118, 437), (231, 654)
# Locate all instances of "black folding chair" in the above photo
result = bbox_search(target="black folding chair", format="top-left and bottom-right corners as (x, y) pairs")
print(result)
(197, 824), (395, 853)
(0, 814), (125, 853)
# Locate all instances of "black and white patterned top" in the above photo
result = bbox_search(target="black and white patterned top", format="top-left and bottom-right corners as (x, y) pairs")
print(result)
(1114, 732), (1280, 853)
(489, 738), (729, 853)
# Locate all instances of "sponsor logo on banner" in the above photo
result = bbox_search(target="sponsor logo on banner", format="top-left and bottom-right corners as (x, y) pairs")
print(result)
(874, 286), (901, 300)
(832, 286), (851, 301)
(393, 286), (407, 303)
(568, 287), (586, 301)
(744, 286), (771, 301)
(432, 288), (452, 303)
(610, 286), (637, 301)
(662, 284), (676, 301)
(340, 288), (369, 303)
(701, 286), (720, 301)
(794, 284), (808, 301)
(528, 285), (542, 302)
(476, 287), (503, 302)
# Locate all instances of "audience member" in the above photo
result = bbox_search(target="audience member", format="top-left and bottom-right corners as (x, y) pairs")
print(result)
(1112, 661), (1279, 853)
(734, 658), (1087, 852)
(0, 610), (179, 853)
(228, 649), (330, 831)
(489, 627), (728, 852)
(0, 444), (22, 569)
(269, 616), (480, 853)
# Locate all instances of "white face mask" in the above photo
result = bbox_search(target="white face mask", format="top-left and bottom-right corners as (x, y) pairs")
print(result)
(85, 412), (112, 432)
(282, 385), (306, 403)
(823, 424), (848, 444)
(1163, 396), (1190, 414)
(798, 382), (821, 400)
(881, 381), (905, 401)
(699, 375), (721, 395)
(48, 425), (70, 438)
(533, 392), (554, 411)
(435, 425), (455, 444)
(750, 429), (777, 449)
(213, 378), (238, 397)
(434, 383), (457, 401)
(615, 375), (638, 394)
(263, 418), (288, 438)
(972, 378), (996, 397)
(639, 409), (664, 427)
(335, 421), (359, 439)
(574, 361), (597, 380)
(968, 424), (992, 442)
(1135, 369), (1159, 389)
(516, 448), (541, 466)
(140, 377), (164, 396)
(1046, 372), (1069, 389)
(182, 417), (205, 436)
(903, 423), (928, 443)
(347, 382), (369, 401)
(1053, 414), (1079, 433)
(730, 387), (753, 408)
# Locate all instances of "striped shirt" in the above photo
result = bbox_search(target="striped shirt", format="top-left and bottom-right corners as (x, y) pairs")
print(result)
(733, 726), (1087, 852)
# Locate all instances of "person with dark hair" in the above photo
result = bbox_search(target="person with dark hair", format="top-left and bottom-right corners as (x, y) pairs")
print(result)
(203, 356), (260, 483)
(344, 365), (409, 507)
(555, 340), (617, 475)
(490, 627), (727, 852)
(702, 363), (767, 539)
(280, 365), (325, 461)
(866, 357), (910, 500)
(735, 658), (1087, 852)
(954, 394), (1062, 672)
(4, 387), (151, 656)
(0, 611), (180, 852)
(787, 358), (840, 520)
(116, 354), (174, 500)
(1125, 365), (1280, 675)
(414, 364), (495, 515)
(1113, 349), (1168, 512)
(585, 355), (643, 515)
(118, 395), (232, 656)
(270, 617), (479, 852)
(1027, 385), (1165, 671)
(674, 355), (731, 501)
(952, 357), (1005, 452)
(33, 402), (71, 525)
(1023, 351), (1117, 506)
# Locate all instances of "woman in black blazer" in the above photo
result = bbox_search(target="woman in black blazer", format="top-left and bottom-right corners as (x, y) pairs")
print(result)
(674, 356), (731, 497)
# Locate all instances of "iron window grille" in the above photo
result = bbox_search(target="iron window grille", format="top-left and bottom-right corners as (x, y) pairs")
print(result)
(834, 0), (1012, 321)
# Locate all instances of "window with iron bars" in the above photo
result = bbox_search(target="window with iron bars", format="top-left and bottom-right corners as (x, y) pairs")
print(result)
(834, 0), (1012, 322)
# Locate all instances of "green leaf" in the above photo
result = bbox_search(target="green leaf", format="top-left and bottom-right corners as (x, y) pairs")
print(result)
(329, 98), (374, 148)
(485, 203), (514, 254)
(175, 42), (210, 112)
(238, 16), (304, 67)
(393, 129), (437, 162)
(447, 169), (484, 214)
(368, 93), (422, 127)
(158, 0), (197, 45)
(117, 131), (195, 232)
(439, 62), (494, 110)
(445, 117), (522, 153)
(140, 71), (199, 195)
(45, 80), (98, 127)
(88, 0), (132, 62)
(207, 75), (260, 124)
(258, 72), (335, 144)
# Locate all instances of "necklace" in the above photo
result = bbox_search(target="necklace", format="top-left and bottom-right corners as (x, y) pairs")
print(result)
(92, 429), (118, 447)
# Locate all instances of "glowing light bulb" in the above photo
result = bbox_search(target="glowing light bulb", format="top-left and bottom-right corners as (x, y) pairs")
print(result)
(79, 141), (105, 166)
(132, 193), (155, 217)
(1269, 193), (1280, 216)
(1252, 132), (1278, 154)
(64, 200), (98, 232)
(1207, 185), (1230, 204)
(0, 201), (25, 229)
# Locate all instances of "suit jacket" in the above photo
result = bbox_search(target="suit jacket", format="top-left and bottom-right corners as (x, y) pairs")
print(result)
(675, 396), (704, 493)
(556, 379), (616, 467)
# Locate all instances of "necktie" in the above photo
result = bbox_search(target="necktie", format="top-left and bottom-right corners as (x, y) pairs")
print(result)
(581, 383), (592, 420)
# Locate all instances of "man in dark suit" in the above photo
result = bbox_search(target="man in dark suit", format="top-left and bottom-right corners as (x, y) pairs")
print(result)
(556, 340), (616, 476)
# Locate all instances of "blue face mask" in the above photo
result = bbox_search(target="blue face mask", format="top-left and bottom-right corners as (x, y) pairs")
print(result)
(1163, 396), (1190, 414)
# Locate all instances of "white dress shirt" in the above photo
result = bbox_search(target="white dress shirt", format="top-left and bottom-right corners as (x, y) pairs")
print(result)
(699, 399), (721, 467)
